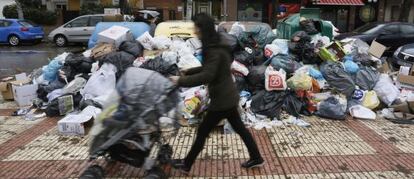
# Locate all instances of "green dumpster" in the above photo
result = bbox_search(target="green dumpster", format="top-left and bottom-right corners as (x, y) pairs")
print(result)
(277, 9), (333, 40)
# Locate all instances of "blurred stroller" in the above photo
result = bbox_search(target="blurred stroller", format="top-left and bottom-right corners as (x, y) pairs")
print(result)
(80, 67), (180, 179)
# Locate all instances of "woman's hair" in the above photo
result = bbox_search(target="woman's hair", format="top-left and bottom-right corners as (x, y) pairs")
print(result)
(192, 13), (220, 50)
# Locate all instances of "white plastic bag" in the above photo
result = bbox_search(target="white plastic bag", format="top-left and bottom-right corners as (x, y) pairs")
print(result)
(171, 40), (194, 56)
(350, 105), (376, 120)
(177, 54), (202, 70)
(81, 63), (117, 102)
(265, 66), (287, 91)
(162, 51), (178, 65)
(374, 74), (400, 106)
(153, 36), (172, 50)
(231, 61), (249, 76)
(186, 38), (202, 53)
(271, 39), (289, 55)
(264, 44), (280, 58)
(179, 86), (209, 119)
(136, 31), (155, 50)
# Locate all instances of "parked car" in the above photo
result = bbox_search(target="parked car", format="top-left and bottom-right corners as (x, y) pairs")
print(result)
(0, 19), (44, 46)
(390, 43), (414, 70)
(335, 22), (414, 56)
(88, 22), (150, 48)
(48, 14), (124, 47)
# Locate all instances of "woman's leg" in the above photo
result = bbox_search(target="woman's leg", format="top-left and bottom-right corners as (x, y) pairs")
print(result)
(226, 107), (262, 160)
(184, 110), (224, 167)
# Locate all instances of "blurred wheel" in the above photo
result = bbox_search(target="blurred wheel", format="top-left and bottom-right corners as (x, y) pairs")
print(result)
(8, 35), (20, 46)
(54, 35), (67, 47)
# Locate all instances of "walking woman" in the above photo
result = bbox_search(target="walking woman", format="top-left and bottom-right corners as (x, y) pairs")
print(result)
(169, 13), (264, 174)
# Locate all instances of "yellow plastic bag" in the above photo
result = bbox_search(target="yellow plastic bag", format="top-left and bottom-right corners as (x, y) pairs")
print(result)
(287, 73), (313, 91)
(362, 91), (380, 109)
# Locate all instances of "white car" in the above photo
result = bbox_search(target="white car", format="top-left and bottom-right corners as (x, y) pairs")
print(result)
(48, 14), (124, 47)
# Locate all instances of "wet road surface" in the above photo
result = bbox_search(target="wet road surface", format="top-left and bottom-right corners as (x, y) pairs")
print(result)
(0, 43), (84, 78)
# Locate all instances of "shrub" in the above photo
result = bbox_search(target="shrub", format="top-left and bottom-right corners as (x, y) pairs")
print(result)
(3, 4), (57, 25)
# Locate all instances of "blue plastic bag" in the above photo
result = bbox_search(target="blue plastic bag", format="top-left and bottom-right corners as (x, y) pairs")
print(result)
(43, 59), (63, 82)
(309, 67), (323, 80)
(344, 56), (359, 74)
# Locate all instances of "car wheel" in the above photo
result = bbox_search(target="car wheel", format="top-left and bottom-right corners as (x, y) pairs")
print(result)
(54, 35), (67, 47)
(8, 35), (20, 46)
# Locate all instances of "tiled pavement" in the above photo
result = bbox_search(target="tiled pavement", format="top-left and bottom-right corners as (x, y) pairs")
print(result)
(0, 97), (414, 179)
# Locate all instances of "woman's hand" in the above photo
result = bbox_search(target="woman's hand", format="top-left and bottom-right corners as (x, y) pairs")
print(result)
(169, 76), (180, 85)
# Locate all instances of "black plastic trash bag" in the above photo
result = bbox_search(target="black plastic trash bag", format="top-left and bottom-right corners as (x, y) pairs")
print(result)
(247, 65), (267, 92)
(234, 49), (255, 66)
(233, 73), (248, 92)
(37, 80), (66, 102)
(238, 25), (277, 49)
(119, 41), (144, 58)
(62, 54), (94, 81)
(220, 32), (240, 52)
(140, 56), (180, 76)
(270, 54), (302, 74)
(288, 31), (322, 64)
(251, 90), (287, 118)
(316, 97), (347, 120)
(98, 51), (135, 78)
(321, 62), (355, 98)
(354, 66), (380, 91)
(284, 92), (309, 117)
(352, 53), (376, 67)
(45, 93), (82, 117)
(299, 19), (319, 35)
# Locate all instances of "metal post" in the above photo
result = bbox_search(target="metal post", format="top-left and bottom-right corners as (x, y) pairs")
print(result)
(186, 0), (193, 20)
(223, 0), (228, 21)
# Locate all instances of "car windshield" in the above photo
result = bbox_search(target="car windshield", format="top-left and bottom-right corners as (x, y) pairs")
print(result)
(353, 23), (384, 34)
(18, 20), (36, 27)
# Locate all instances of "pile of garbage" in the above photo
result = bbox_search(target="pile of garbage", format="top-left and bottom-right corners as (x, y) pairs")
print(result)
(221, 22), (414, 131)
(1, 22), (414, 136)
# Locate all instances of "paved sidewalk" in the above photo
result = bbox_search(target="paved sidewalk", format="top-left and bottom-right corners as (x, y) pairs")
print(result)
(0, 97), (414, 178)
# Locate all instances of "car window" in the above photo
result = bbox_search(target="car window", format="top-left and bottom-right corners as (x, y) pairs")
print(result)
(89, 16), (103, 26)
(69, 17), (89, 27)
(18, 20), (34, 27)
(401, 25), (414, 34)
(0, 20), (11, 27)
(382, 25), (400, 34)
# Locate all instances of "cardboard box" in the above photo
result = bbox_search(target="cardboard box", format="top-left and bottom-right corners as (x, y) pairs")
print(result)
(0, 79), (15, 100)
(390, 101), (414, 114)
(397, 65), (414, 89)
(97, 25), (134, 48)
(143, 49), (166, 57)
(12, 80), (38, 107)
(91, 43), (116, 58)
(378, 60), (391, 73)
(0, 73), (28, 100)
(368, 40), (386, 59)
(58, 106), (102, 135)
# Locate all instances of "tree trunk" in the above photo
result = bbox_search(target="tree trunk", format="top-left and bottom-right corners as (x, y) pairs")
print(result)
(399, 0), (413, 22)
(15, 0), (24, 19)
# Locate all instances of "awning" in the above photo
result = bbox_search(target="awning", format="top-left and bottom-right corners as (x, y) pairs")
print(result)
(312, 0), (364, 5)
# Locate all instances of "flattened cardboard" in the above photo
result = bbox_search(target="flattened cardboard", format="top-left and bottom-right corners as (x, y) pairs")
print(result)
(368, 40), (386, 59)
